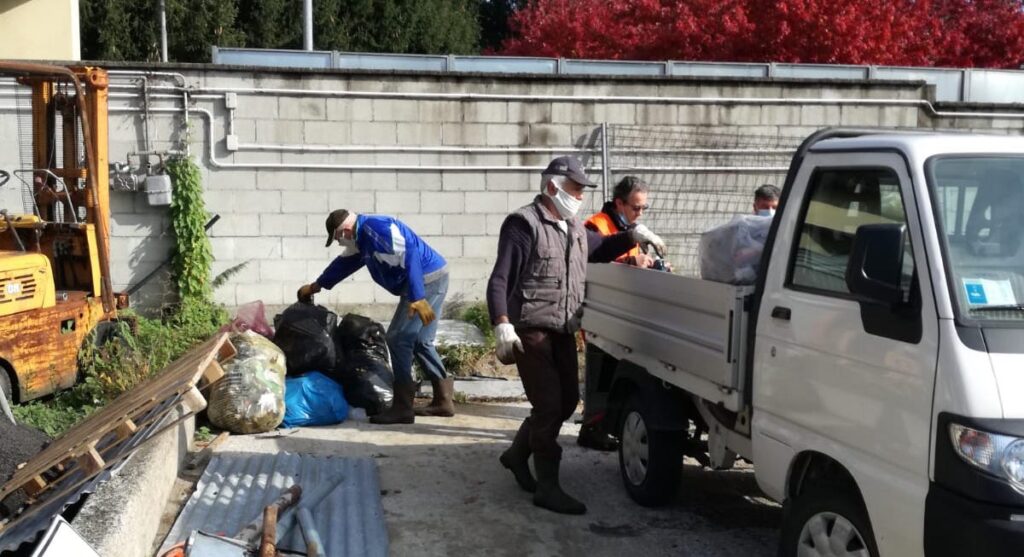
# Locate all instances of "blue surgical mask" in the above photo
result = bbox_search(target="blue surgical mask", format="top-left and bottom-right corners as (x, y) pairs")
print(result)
(756, 208), (775, 217)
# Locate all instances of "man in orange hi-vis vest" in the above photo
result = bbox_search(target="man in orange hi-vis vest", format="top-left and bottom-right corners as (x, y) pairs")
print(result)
(583, 176), (656, 268)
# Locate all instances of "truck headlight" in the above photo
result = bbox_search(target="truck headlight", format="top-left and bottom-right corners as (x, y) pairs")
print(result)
(950, 423), (1024, 495)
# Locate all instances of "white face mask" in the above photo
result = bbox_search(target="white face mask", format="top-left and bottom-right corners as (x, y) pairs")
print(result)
(546, 183), (582, 220)
(338, 237), (359, 254)
(756, 208), (775, 217)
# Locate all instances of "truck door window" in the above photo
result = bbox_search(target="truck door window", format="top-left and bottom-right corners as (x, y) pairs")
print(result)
(789, 168), (915, 300)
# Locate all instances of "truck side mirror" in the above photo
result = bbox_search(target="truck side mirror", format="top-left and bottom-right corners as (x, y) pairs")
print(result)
(845, 223), (906, 305)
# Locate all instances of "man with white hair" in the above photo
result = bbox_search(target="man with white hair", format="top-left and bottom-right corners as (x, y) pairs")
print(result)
(486, 156), (665, 515)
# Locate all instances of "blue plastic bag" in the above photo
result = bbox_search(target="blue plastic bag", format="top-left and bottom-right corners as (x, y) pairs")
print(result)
(282, 371), (349, 428)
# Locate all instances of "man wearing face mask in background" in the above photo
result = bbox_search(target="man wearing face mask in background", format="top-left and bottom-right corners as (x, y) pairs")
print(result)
(297, 209), (452, 425)
(585, 176), (656, 268)
(487, 156), (666, 515)
(753, 184), (780, 216)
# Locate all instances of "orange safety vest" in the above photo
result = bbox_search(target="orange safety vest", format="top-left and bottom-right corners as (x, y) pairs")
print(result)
(584, 210), (639, 263)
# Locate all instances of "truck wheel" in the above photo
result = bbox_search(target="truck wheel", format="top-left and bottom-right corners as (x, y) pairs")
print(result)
(0, 370), (12, 404)
(780, 485), (878, 557)
(617, 393), (683, 507)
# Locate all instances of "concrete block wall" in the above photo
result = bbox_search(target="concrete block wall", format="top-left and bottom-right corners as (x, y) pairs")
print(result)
(3, 66), (1024, 318)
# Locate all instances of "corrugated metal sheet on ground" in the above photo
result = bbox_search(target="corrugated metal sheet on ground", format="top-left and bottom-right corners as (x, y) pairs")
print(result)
(160, 452), (387, 556)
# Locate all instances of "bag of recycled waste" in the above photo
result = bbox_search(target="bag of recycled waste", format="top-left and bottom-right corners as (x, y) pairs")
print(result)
(272, 302), (338, 375)
(330, 313), (394, 414)
(282, 371), (349, 428)
(207, 331), (287, 434)
(220, 300), (274, 338)
(699, 214), (772, 284)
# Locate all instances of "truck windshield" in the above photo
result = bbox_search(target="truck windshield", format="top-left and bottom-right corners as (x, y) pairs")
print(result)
(930, 157), (1024, 322)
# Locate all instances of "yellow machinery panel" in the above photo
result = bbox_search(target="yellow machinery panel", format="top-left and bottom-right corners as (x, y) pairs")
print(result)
(0, 252), (55, 316)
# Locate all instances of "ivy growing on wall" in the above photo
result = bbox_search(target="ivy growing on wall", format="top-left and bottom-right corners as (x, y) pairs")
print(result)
(166, 156), (213, 303)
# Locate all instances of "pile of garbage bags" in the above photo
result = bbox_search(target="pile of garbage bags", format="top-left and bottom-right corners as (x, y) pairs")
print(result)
(699, 215), (772, 285)
(207, 301), (395, 433)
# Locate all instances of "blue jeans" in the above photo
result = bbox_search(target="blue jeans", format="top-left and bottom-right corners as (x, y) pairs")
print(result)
(386, 273), (448, 384)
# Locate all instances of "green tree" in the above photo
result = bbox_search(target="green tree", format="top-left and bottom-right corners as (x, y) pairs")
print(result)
(80, 0), (160, 61)
(235, 0), (302, 49)
(311, 0), (480, 54)
(167, 0), (246, 62)
(478, 0), (523, 52)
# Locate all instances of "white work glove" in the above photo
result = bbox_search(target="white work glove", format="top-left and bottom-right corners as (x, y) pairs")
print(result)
(630, 224), (667, 257)
(494, 323), (523, 365)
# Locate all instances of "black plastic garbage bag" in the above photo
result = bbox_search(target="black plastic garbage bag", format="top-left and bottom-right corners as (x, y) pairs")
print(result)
(272, 302), (338, 375)
(330, 313), (395, 414)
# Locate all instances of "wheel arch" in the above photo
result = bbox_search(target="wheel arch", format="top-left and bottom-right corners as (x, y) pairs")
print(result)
(0, 357), (19, 403)
(786, 450), (868, 509)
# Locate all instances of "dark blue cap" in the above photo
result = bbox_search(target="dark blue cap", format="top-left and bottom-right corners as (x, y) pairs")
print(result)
(541, 156), (598, 188)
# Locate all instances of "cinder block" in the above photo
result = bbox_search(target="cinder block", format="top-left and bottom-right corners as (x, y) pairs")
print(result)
(111, 214), (165, 237)
(234, 237), (283, 260)
(213, 285), (237, 307)
(840, 106), (882, 126)
(109, 192), (137, 214)
(321, 279), (376, 304)
(327, 190), (375, 213)
(507, 192), (538, 209)
(375, 191), (421, 213)
(256, 119), (304, 144)
(351, 122), (397, 146)
(443, 214), (487, 235)
(282, 191), (330, 213)
(509, 103), (553, 123)
(236, 282), (284, 305)
(235, 97), (279, 119)
(595, 103), (637, 125)
(209, 237), (236, 260)
(552, 102), (593, 124)
(207, 169), (258, 190)
(396, 123), (443, 146)
(306, 171), (353, 191)
(304, 121), (351, 145)
(327, 98), (373, 121)
(373, 99), (419, 122)
(527, 124), (571, 146)
(419, 100), (463, 122)
(279, 97), (326, 120)
(464, 192), (508, 214)
(442, 123), (486, 146)
(282, 237), (329, 260)
(486, 171), (535, 192)
(487, 213), (509, 235)
(393, 213), (443, 236)
(800, 105), (842, 126)
(880, 107), (919, 128)
(208, 214), (262, 237)
(463, 236), (498, 257)
(486, 124), (528, 146)
(256, 170), (304, 191)
(448, 259), (496, 280)
(397, 172), (442, 191)
(260, 259), (302, 281)
(422, 235), (462, 258)
(442, 172), (486, 191)
(211, 259), (259, 283)
(463, 101), (507, 123)
(718, 105), (763, 126)
(759, 105), (801, 126)
(350, 171), (397, 191)
(261, 213), (308, 237)
(420, 192), (465, 214)
(205, 190), (280, 214)
(111, 236), (173, 263)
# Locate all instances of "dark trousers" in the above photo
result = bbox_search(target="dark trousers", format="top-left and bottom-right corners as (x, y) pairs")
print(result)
(514, 328), (579, 460)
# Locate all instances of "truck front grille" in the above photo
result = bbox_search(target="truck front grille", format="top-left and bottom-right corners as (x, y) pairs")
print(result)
(0, 274), (38, 304)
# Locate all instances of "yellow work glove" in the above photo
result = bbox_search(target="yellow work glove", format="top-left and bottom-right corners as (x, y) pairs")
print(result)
(408, 299), (436, 326)
(297, 283), (320, 303)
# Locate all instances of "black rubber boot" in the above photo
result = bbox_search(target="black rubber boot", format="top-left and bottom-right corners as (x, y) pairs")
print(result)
(499, 420), (536, 493)
(414, 377), (455, 417)
(370, 380), (416, 425)
(577, 424), (618, 452)
(533, 456), (587, 515)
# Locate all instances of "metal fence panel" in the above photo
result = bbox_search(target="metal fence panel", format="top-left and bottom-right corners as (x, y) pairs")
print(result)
(967, 70), (1024, 104)
(562, 59), (666, 76)
(334, 52), (446, 72)
(874, 66), (963, 102)
(212, 47), (333, 69)
(450, 55), (556, 74)
(773, 63), (868, 80)
(670, 61), (769, 78)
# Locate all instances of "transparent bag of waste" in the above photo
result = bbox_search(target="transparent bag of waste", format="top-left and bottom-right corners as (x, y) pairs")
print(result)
(699, 214), (773, 285)
(207, 331), (287, 434)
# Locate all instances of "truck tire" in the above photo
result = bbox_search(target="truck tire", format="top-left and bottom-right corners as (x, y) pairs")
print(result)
(779, 485), (879, 557)
(0, 370), (11, 404)
(617, 392), (684, 507)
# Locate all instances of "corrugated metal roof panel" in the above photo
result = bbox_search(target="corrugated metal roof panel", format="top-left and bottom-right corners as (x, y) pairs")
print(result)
(160, 452), (387, 556)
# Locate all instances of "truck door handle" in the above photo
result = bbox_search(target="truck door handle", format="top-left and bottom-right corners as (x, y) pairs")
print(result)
(771, 306), (792, 321)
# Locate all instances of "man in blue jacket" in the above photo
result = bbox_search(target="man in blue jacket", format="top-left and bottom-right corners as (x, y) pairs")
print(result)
(297, 209), (452, 425)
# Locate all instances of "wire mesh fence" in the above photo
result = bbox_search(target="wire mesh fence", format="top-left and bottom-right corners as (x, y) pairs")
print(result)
(604, 125), (804, 274)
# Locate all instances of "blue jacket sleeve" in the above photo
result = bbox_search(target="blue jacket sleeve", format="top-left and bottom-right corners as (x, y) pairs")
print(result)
(316, 254), (364, 290)
(404, 228), (426, 302)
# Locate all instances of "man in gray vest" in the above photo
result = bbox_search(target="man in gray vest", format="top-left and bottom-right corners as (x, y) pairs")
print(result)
(486, 156), (665, 514)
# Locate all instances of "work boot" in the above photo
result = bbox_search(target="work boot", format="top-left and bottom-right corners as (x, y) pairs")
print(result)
(499, 420), (536, 493)
(370, 380), (416, 425)
(577, 424), (618, 452)
(414, 376), (455, 417)
(533, 456), (587, 515)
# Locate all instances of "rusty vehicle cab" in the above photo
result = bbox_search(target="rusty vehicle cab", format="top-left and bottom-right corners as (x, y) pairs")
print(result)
(0, 63), (124, 403)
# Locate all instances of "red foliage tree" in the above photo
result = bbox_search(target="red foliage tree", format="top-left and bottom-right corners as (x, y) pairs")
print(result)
(499, 0), (1024, 68)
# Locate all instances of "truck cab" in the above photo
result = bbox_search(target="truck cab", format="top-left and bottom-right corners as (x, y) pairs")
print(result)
(582, 130), (1024, 556)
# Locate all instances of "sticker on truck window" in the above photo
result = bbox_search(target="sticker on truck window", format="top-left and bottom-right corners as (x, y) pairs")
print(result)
(962, 278), (1016, 306)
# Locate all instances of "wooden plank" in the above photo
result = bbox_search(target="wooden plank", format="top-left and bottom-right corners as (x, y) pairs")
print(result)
(22, 476), (46, 497)
(201, 360), (225, 386)
(0, 333), (230, 503)
(217, 338), (237, 362)
(179, 387), (207, 414)
(75, 444), (104, 476)
(114, 419), (137, 441)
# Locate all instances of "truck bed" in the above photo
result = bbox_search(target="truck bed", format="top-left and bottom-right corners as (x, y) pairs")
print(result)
(582, 263), (753, 412)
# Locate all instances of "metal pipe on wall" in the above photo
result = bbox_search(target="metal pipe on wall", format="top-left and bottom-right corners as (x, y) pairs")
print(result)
(303, 0), (314, 51)
(159, 0), (168, 63)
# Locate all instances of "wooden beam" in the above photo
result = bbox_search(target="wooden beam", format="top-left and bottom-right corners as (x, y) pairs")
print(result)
(201, 360), (225, 386)
(75, 445), (105, 476)
(179, 387), (207, 414)
(114, 419), (138, 441)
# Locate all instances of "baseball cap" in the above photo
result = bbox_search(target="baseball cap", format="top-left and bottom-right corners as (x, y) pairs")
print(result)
(541, 156), (598, 188)
(324, 209), (350, 247)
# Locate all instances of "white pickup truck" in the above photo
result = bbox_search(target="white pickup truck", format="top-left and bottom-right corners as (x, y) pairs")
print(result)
(582, 129), (1024, 557)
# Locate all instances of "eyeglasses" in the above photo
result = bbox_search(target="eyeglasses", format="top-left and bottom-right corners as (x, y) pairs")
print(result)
(630, 204), (650, 212)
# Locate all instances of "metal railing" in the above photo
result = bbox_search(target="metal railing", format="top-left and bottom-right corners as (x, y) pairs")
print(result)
(211, 47), (1024, 104)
